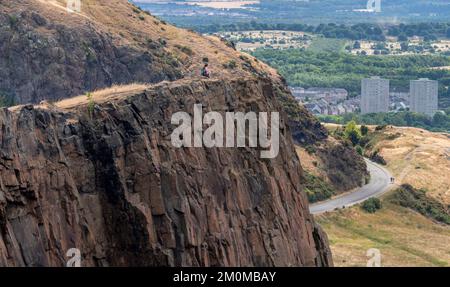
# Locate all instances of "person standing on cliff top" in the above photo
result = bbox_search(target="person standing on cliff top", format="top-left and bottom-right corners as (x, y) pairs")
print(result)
(201, 63), (211, 78)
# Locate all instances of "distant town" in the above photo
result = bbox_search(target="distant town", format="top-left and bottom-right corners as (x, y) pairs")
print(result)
(292, 77), (439, 117)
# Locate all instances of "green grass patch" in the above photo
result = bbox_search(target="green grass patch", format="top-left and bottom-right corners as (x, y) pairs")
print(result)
(307, 38), (348, 53)
(330, 214), (447, 266)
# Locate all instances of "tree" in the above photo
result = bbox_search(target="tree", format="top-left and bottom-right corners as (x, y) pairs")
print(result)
(400, 42), (409, 51)
(361, 198), (382, 213)
(398, 34), (408, 41)
(360, 125), (369, 136)
(433, 112), (448, 128)
(344, 120), (361, 146)
(388, 27), (400, 36)
(353, 41), (361, 49)
(374, 42), (386, 50)
(424, 34), (437, 42)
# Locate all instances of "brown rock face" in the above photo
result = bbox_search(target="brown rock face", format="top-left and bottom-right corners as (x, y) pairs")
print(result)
(316, 140), (369, 192)
(0, 78), (332, 267)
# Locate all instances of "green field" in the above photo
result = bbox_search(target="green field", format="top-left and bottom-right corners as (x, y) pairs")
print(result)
(307, 38), (348, 53)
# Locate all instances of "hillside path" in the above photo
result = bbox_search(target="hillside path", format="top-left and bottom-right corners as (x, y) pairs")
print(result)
(310, 159), (393, 214)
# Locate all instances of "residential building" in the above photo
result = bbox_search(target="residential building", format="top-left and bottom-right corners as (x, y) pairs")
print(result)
(361, 76), (390, 114)
(410, 78), (438, 116)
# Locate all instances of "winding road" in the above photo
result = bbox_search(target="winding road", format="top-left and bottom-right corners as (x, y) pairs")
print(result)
(309, 159), (393, 214)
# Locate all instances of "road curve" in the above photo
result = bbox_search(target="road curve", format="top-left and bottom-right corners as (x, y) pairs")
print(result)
(309, 159), (393, 215)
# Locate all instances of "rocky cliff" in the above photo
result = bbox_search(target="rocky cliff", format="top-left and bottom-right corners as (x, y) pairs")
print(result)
(0, 0), (334, 267)
(0, 1), (183, 104)
(0, 78), (332, 266)
(0, 0), (273, 104)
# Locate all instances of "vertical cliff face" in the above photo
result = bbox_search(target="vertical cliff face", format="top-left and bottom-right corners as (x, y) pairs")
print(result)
(0, 78), (332, 266)
(0, 0), (334, 267)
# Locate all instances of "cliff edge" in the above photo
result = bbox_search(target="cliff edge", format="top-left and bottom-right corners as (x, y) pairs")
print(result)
(0, 0), (333, 266)
(0, 78), (333, 266)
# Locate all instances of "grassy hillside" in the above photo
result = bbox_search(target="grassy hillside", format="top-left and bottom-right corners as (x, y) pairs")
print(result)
(1, 0), (280, 104)
(313, 125), (450, 266)
(318, 204), (450, 267)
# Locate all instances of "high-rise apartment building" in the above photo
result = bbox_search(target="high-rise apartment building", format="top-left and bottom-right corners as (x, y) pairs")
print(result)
(410, 78), (438, 117)
(361, 76), (389, 114)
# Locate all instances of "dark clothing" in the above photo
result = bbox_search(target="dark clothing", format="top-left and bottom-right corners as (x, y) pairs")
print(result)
(201, 67), (210, 78)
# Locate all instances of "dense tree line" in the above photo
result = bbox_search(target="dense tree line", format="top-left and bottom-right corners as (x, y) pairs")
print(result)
(251, 49), (450, 105)
(387, 23), (450, 42)
(319, 110), (450, 133)
(196, 22), (450, 41)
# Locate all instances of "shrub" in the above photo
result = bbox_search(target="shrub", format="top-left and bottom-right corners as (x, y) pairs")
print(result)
(360, 125), (369, 136)
(389, 184), (450, 225)
(303, 172), (336, 203)
(305, 145), (316, 154)
(358, 136), (370, 148)
(344, 120), (361, 146)
(158, 38), (167, 46)
(386, 132), (401, 140)
(370, 150), (386, 165)
(361, 198), (382, 213)
(239, 55), (249, 61)
(8, 15), (19, 28)
(223, 60), (237, 69)
(175, 45), (193, 56)
(86, 92), (95, 115)
(375, 125), (387, 131)
(355, 145), (363, 156)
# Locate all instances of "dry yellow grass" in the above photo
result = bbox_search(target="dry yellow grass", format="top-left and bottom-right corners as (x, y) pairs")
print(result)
(55, 83), (150, 109)
(313, 125), (450, 266)
(295, 146), (327, 179)
(317, 204), (450, 267)
(4, 1), (284, 112)
(31, 0), (277, 81)
(371, 126), (450, 204)
(323, 124), (450, 204)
